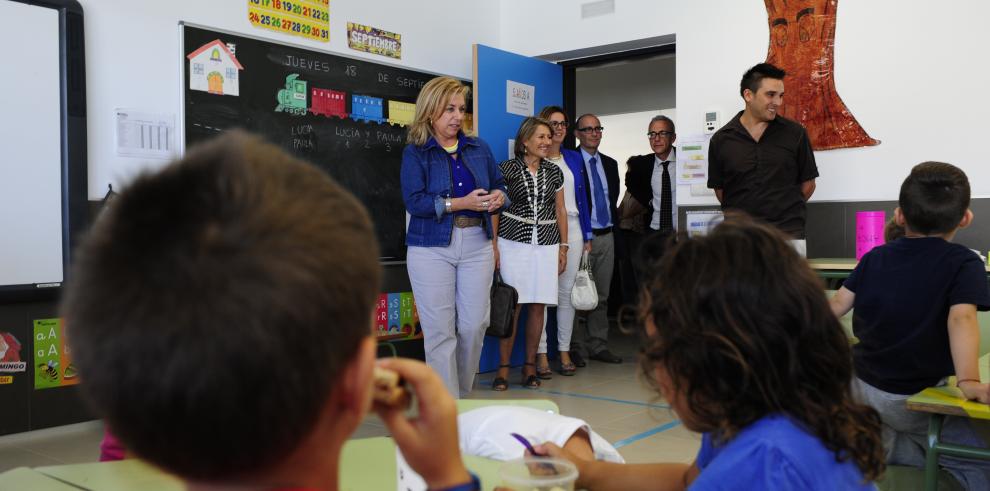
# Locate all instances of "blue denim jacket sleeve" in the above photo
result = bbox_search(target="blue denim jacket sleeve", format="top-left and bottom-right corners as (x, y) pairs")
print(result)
(477, 138), (510, 210)
(401, 144), (445, 221)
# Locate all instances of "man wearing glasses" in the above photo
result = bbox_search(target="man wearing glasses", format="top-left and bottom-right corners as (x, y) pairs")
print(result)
(572, 113), (622, 365)
(623, 115), (677, 283)
(708, 63), (818, 254)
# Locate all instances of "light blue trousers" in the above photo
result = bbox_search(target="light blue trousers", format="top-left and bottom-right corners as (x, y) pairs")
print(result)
(407, 226), (494, 398)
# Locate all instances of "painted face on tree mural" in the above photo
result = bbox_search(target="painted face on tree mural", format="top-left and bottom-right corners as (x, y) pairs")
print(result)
(765, 0), (879, 150)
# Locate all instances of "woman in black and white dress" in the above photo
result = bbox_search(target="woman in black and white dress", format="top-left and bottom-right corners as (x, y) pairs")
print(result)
(491, 117), (567, 390)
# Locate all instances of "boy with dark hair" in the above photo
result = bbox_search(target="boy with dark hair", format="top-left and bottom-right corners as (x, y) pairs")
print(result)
(61, 131), (477, 491)
(831, 161), (990, 488)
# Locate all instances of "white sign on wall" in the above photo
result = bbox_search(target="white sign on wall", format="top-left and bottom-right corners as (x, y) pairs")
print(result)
(506, 80), (534, 117)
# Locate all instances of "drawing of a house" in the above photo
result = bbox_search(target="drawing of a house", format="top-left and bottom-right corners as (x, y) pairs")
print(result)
(187, 39), (244, 96)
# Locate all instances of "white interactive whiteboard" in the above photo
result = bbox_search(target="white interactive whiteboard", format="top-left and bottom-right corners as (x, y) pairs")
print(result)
(0, 0), (87, 297)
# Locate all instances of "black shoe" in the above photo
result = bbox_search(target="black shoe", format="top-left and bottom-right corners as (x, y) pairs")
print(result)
(571, 352), (587, 367)
(590, 350), (622, 364)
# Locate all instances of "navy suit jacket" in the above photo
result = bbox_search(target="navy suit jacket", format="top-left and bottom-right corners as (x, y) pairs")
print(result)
(580, 150), (619, 228)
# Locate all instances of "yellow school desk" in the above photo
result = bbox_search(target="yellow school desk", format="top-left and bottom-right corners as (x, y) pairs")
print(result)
(809, 258), (990, 280)
(16, 399), (558, 491)
(0, 467), (83, 491)
(906, 354), (990, 491)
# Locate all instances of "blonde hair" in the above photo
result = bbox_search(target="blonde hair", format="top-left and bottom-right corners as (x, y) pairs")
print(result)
(407, 76), (471, 146)
(513, 117), (552, 159)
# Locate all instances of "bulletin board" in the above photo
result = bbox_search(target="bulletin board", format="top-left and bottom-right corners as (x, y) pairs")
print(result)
(181, 23), (470, 260)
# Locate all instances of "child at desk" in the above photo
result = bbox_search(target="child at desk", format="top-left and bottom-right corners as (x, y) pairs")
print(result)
(539, 218), (886, 490)
(61, 131), (479, 491)
(830, 161), (990, 489)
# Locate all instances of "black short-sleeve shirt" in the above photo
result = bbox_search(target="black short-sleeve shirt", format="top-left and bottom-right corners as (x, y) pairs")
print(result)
(707, 111), (819, 238)
(843, 237), (990, 394)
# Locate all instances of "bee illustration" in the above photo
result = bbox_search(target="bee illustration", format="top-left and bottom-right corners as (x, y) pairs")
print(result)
(38, 360), (60, 382)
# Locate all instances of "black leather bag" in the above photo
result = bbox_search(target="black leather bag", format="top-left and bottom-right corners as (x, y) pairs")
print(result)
(487, 269), (518, 338)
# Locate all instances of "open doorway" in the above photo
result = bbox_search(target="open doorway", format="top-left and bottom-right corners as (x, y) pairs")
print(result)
(543, 41), (676, 311)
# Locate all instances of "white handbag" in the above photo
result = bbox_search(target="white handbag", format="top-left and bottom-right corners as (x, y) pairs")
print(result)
(570, 251), (599, 311)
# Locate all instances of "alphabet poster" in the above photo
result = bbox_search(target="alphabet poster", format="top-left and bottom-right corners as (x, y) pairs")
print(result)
(33, 318), (79, 390)
(764, 0), (879, 150)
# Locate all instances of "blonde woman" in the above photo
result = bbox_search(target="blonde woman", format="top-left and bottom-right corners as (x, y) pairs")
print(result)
(400, 76), (507, 398)
(491, 117), (567, 390)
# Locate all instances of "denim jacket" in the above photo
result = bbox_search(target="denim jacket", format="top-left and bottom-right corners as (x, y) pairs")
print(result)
(561, 148), (594, 242)
(401, 133), (509, 247)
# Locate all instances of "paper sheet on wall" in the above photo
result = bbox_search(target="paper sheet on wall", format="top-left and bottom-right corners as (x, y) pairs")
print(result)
(685, 210), (724, 237)
(115, 109), (176, 159)
(676, 134), (710, 185)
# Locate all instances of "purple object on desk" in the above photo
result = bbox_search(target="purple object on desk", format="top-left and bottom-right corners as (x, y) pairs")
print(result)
(856, 211), (886, 260)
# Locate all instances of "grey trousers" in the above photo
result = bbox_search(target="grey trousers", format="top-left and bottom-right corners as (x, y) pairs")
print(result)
(572, 231), (614, 357)
(407, 227), (494, 398)
(853, 377), (990, 489)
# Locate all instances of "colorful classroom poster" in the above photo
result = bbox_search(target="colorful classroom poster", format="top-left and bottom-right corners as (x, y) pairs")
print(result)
(676, 134), (710, 185)
(33, 318), (78, 390)
(399, 292), (414, 335)
(248, 0), (330, 43)
(387, 293), (401, 335)
(346, 22), (401, 59)
(0, 331), (27, 384)
(374, 294), (388, 335)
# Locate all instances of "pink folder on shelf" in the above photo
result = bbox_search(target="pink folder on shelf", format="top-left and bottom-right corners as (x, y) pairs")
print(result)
(856, 211), (886, 260)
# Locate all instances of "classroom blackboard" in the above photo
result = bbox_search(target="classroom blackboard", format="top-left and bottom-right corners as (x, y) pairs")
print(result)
(182, 24), (467, 259)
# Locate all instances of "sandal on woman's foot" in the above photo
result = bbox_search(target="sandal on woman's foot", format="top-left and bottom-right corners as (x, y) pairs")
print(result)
(559, 362), (577, 376)
(522, 362), (541, 389)
(492, 364), (510, 392)
(536, 355), (553, 380)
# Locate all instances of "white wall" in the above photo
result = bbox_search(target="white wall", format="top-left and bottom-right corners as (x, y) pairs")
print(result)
(500, 0), (990, 205)
(80, 0), (499, 198)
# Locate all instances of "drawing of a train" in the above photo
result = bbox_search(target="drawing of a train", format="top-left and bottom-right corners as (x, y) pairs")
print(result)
(274, 73), (418, 126)
(276, 74), (348, 118)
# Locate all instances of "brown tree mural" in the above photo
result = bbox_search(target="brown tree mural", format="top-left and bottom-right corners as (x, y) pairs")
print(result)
(765, 0), (879, 150)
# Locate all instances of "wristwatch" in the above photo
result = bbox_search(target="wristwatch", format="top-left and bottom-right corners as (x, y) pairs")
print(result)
(430, 472), (480, 491)
(445, 197), (453, 214)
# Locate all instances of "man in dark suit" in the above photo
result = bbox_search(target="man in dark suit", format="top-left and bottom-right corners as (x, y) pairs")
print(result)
(623, 115), (677, 283)
(571, 113), (622, 364)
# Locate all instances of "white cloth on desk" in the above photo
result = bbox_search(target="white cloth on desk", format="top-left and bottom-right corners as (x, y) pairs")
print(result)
(457, 405), (625, 463)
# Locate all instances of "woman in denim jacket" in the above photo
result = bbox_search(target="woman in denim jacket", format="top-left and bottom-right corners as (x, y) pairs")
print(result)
(400, 76), (507, 398)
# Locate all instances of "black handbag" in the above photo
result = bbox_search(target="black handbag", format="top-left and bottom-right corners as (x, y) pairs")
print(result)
(487, 269), (518, 338)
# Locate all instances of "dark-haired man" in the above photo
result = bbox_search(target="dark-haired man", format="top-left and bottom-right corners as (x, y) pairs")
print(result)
(708, 62), (819, 253)
(62, 131), (478, 491)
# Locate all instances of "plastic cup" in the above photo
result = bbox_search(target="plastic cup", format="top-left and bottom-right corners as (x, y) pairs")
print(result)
(498, 457), (578, 491)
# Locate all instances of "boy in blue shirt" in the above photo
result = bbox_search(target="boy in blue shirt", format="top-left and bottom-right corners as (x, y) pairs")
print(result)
(831, 161), (990, 488)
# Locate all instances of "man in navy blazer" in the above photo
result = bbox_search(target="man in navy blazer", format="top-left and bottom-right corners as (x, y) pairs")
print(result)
(572, 113), (622, 365)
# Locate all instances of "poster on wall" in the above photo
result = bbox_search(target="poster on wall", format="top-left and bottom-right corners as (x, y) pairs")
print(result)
(764, 0), (878, 150)
(33, 318), (78, 390)
(347, 22), (401, 59)
(676, 134), (710, 185)
(187, 40), (243, 97)
(0, 331), (26, 385)
(375, 291), (421, 341)
(247, 0), (330, 43)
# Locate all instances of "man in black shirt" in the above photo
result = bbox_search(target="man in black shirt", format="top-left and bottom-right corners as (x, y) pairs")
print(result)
(708, 63), (819, 244)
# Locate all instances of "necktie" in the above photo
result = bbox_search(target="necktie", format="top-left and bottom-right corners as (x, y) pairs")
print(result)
(660, 161), (673, 234)
(589, 156), (609, 227)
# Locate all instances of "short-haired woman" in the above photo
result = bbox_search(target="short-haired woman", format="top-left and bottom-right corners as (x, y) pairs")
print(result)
(491, 117), (567, 390)
(400, 76), (507, 398)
